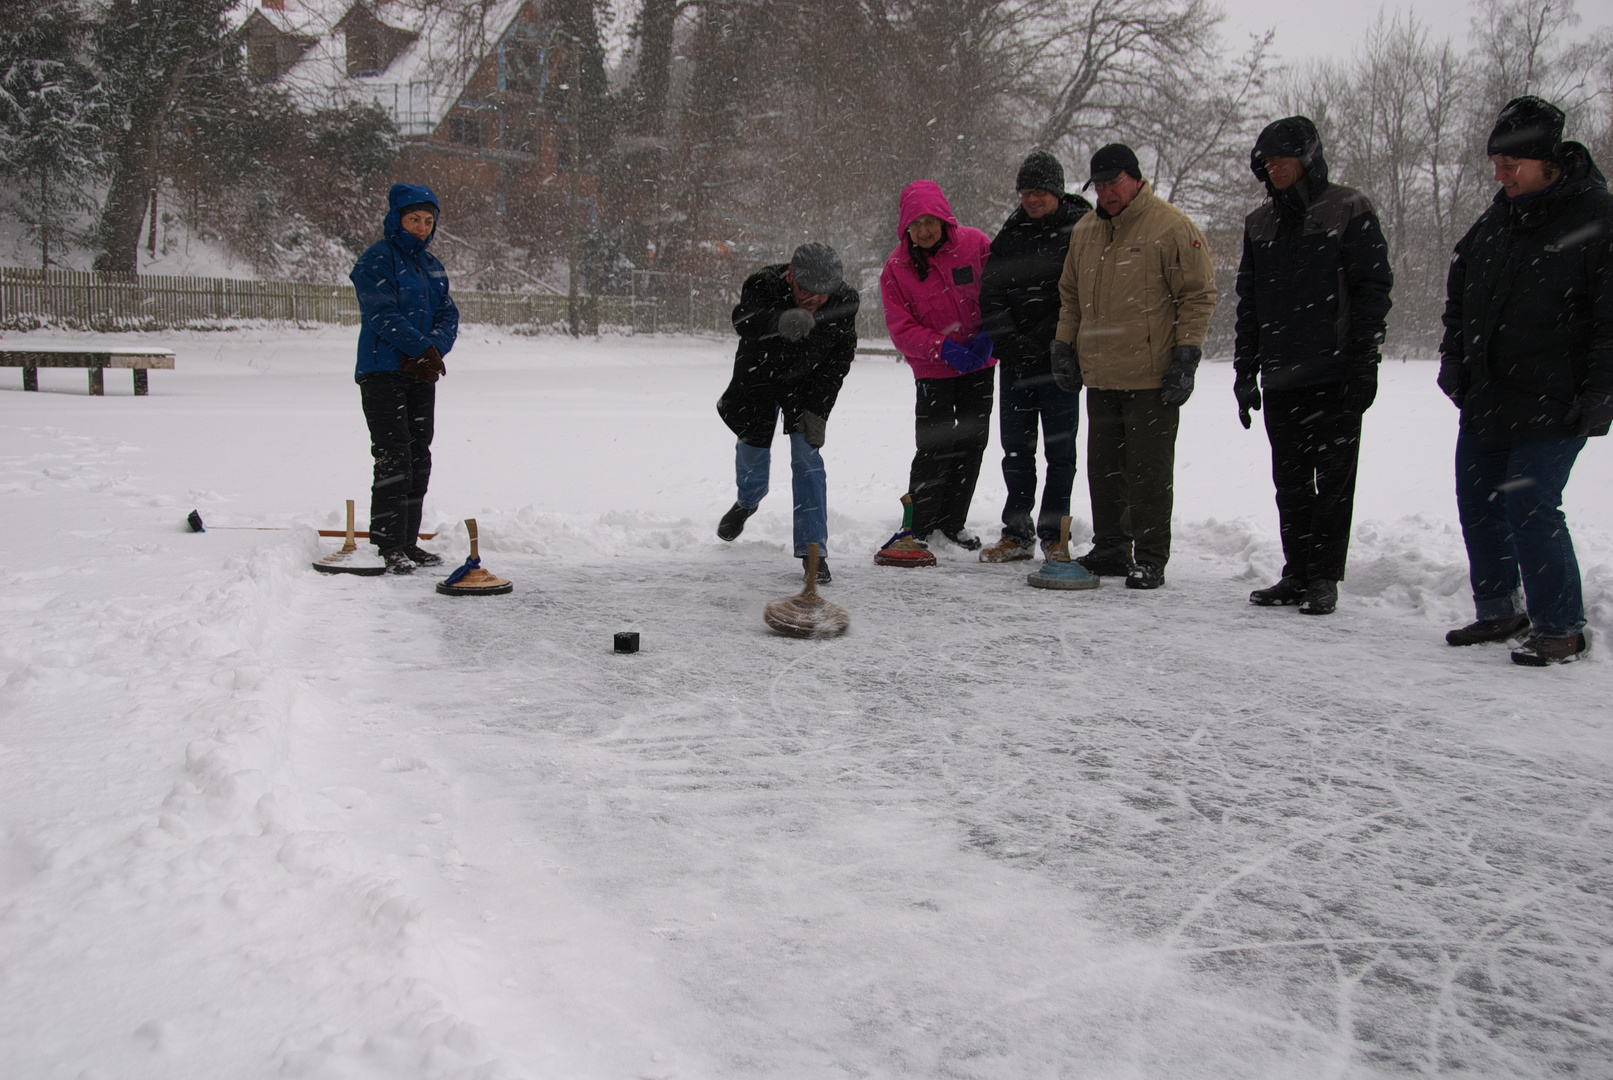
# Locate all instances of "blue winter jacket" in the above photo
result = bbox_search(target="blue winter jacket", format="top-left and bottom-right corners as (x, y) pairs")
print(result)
(350, 183), (459, 380)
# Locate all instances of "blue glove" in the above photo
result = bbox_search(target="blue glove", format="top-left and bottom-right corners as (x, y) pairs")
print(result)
(942, 334), (994, 374)
(941, 338), (988, 374)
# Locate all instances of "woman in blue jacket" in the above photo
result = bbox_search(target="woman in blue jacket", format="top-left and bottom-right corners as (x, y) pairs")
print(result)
(349, 183), (459, 574)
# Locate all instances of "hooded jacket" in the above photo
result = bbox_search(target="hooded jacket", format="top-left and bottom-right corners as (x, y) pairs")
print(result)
(1054, 182), (1217, 390)
(716, 263), (860, 447)
(979, 193), (1092, 378)
(880, 180), (996, 380)
(1234, 117), (1394, 391)
(350, 183), (459, 380)
(1440, 141), (1613, 444)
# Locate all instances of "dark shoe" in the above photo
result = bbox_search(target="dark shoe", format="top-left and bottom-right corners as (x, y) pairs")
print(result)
(1298, 579), (1337, 615)
(717, 502), (757, 541)
(940, 527), (982, 551)
(802, 555), (831, 584)
(1125, 562), (1164, 590)
(379, 547), (416, 575)
(1510, 631), (1589, 666)
(1076, 551), (1134, 577)
(403, 544), (443, 567)
(1446, 614), (1531, 646)
(1250, 576), (1307, 606)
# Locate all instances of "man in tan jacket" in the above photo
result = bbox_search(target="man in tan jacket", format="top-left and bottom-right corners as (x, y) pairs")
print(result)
(1051, 143), (1217, 589)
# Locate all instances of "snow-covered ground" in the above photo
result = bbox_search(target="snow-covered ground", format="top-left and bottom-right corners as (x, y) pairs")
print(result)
(1, 325), (1610, 1079)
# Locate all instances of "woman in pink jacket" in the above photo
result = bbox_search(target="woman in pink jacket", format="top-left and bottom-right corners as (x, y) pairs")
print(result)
(880, 179), (997, 548)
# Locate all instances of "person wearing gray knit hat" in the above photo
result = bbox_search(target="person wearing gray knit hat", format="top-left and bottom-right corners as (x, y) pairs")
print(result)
(1015, 150), (1065, 198)
(716, 244), (861, 583)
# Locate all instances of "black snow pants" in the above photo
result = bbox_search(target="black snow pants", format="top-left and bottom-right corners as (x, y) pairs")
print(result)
(1263, 383), (1362, 583)
(909, 367), (994, 538)
(359, 371), (435, 550)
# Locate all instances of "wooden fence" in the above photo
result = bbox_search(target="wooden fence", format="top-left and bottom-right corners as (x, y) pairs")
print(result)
(0, 266), (739, 336)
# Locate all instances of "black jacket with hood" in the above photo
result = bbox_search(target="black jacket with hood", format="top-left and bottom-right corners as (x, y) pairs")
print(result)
(979, 194), (1092, 380)
(1439, 141), (1613, 445)
(717, 263), (859, 448)
(1234, 117), (1394, 391)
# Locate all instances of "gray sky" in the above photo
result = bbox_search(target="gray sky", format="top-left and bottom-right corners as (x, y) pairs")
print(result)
(1217, 0), (1613, 63)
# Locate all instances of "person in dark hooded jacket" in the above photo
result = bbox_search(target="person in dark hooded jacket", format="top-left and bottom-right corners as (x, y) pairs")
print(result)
(978, 151), (1093, 561)
(715, 243), (859, 582)
(1437, 95), (1613, 665)
(349, 183), (459, 574)
(1234, 116), (1393, 616)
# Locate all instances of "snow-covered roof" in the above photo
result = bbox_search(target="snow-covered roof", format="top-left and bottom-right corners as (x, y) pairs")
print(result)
(237, 0), (532, 137)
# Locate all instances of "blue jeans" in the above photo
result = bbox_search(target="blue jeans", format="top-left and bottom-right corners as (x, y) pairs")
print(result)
(999, 368), (1080, 546)
(735, 427), (827, 558)
(1455, 428), (1586, 636)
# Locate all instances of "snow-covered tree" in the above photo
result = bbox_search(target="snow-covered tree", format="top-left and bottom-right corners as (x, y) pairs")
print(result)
(0, 0), (104, 269)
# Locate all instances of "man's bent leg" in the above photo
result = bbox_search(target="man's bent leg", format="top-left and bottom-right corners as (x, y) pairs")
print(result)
(735, 438), (772, 509)
(788, 433), (828, 558)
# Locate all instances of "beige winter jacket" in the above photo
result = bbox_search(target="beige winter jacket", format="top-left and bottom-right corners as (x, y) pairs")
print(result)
(1054, 183), (1217, 390)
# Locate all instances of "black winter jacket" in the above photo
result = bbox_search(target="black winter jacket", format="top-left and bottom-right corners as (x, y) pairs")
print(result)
(717, 263), (859, 447)
(979, 194), (1092, 378)
(1440, 142), (1613, 445)
(1235, 133), (1393, 391)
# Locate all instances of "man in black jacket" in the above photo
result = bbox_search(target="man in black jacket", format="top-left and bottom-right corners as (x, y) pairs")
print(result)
(1439, 96), (1613, 665)
(978, 151), (1092, 561)
(716, 243), (859, 582)
(1234, 116), (1393, 615)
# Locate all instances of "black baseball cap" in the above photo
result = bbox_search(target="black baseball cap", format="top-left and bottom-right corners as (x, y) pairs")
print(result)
(1083, 143), (1142, 190)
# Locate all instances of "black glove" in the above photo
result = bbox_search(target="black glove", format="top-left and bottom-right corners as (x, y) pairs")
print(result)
(800, 410), (827, 448)
(1159, 344), (1201, 407)
(1339, 362), (1378, 415)
(1565, 389), (1613, 436)
(778, 307), (814, 342)
(1050, 339), (1081, 393)
(400, 346), (446, 383)
(1436, 357), (1466, 408)
(1234, 372), (1261, 430)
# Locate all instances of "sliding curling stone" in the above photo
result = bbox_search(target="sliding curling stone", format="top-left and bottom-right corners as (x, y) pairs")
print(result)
(873, 493), (937, 568)
(1027, 516), (1099, 591)
(436, 518), (512, 596)
(313, 499), (386, 577)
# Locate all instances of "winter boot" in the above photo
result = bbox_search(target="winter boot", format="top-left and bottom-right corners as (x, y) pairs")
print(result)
(379, 547), (416, 575)
(1298, 579), (1337, 616)
(802, 555), (831, 585)
(1076, 550), (1134, 577)
(1446, 614), (1530, 646)
(717, 502), (757, 541)
(980, 535), (1035, 563)
(940, 527), (983, 551)
(403, 544), (443, 567)
(1510, 630), (1589, 667)
(1249, 576), (1307, 606)
(1125, 561), (1164, 590)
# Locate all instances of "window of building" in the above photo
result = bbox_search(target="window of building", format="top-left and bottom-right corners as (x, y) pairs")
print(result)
(448, 115), (484, 147)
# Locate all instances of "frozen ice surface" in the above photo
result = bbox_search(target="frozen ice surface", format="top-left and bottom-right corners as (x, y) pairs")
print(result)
(0, 325), (1608, 1078)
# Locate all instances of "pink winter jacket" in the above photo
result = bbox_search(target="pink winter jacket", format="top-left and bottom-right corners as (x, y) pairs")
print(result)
(880, 180), (996, 380)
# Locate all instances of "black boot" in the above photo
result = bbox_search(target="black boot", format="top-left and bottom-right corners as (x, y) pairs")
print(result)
(1299, 579), (1337, 615)
(802, 555), (831, 584)
(1250, 576), (1307, 606)
(403, 544), (443, 567)
(379, 547), (416, 575)
(718, 502), (757, 541)
(1446, 614), (1530, 646)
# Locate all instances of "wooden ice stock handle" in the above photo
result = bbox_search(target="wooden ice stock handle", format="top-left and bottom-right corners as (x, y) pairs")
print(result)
(466, 519), (479, 561)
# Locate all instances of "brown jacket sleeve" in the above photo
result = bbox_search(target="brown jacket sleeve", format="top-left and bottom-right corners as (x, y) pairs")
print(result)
(1162, 217), (1217, 349)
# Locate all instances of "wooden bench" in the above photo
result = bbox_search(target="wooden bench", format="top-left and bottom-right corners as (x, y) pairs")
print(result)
(1, 347), (175, 396)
